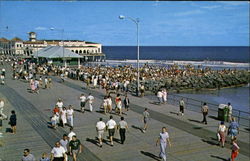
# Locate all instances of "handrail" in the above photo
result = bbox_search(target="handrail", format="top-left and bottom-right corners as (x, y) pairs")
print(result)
(167, 93), (250, 127)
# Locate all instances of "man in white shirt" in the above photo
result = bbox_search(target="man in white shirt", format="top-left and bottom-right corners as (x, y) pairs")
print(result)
(50, 141), (66, 161)
(157, 90), (163, 105)
(56, 99), (64, 112)
(106, 115), (117, 146)
(68, 127), (76, 142)
(96, 118), (106, 147)
(227, 102), (233, 122)
(156, 127), (171, 161)
(79, 94), (86, 113)
(87, 93), (94, 112)
(66, 105), (74, 127)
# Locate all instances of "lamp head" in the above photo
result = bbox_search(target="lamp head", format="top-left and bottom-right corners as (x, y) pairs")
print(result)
(50, 27), (55, 30)
(119, 15), (125, 19)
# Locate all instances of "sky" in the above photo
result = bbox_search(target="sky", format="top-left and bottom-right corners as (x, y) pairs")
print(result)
(0, 1), (249, 46)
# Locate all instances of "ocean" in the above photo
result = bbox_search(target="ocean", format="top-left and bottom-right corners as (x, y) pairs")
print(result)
(103, 46), (249, 63)
(102, 46), (249, 113)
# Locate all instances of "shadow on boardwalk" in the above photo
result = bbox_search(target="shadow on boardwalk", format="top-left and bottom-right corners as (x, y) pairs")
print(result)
(210, 155), (229, 161)
(131, 125), (143, 133)
(201, 139), (219, 146)
(140, 151), (161, 161)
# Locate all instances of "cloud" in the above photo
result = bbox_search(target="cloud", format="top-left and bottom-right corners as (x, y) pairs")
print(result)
(35, 26), (47, 30)
(174, 9), (203, 17)
(200, 5), (221, 10)
(218, 1), (248, 6)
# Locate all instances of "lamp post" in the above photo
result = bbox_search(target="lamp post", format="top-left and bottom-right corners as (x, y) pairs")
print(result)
(119, 15), (140, 96)
(50, 27), (66, 67)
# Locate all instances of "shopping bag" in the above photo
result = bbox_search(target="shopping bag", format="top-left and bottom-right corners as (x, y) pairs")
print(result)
(217, 133), (221, 141)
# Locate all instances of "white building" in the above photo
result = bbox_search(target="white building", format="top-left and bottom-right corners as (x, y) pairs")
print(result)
(0, 32), (105, 62)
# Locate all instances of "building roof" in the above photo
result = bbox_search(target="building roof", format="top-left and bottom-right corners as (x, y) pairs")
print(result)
(23, 41), (44, 44)
(11, 37), (23, 42)
(85, 41), (99, 44)
(0, 38), (9, 42)
(34, 46), (83, 58)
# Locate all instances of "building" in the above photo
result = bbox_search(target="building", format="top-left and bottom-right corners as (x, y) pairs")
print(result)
(0, 32), (105, 62)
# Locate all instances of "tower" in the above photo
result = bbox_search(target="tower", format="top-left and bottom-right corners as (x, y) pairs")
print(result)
(28, 32), (37, 42)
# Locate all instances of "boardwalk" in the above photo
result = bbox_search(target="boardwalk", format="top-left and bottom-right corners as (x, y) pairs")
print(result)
(0, 64), (249, 161)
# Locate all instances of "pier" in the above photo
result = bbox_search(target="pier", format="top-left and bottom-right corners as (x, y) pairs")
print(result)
(0, 64), (249, 161)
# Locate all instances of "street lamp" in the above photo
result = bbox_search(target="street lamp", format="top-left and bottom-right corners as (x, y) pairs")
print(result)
(50, 27), (66, 67)
(119, 15), (140, 96)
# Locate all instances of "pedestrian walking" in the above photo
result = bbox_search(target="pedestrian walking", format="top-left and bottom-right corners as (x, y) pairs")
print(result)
(102, 96), (108, 114)
(39, 76), (43, 89)
(157, 90), (163, 104)
(53, 105), (60, 125)
(69, 135), (83, 161)
(60, 107), (67, 127)
(156, 127), (171, 161)
(201, 102), (208, 124)
(59, 134), (69, 157)
(0, 99), (7, 120)
(0, 74), (5, 85)
(230, 138), (240, 161)
(106, 115), (117, 146)
(40, 152), (50, 161)
(116, 97), (122, 115)
(142, 108), (150, 133)
(50, 142), (67, 161)
(51, 113), (58, 129)
(48, 77), (52, 88)
(68, 127), (76, 142)
(87, 93), (94, 112)
(79, 94), (86, 113)
(44, 77), (48, 89)
(66, 105), (74, 127)
(162, 89), (168, 104)
(140, 84), (145, 97)
(217, 121), (227, 148)
(9, 110), (17, 134)
(56, 99), (64, 112)
(22, 149), (36, 161)
(227, 102), (233, 122)
(118, 117), (128, 144)
(179, 98), (185, 116)
(228, 117), (239, 141)
(60, 73), (65, 83)
(107, 95), (113, 113)
(96, 118), (106, 147)
(123, 95), (130, 111)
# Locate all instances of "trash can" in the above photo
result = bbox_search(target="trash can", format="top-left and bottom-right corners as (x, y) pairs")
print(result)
(218, 104), (229, 121)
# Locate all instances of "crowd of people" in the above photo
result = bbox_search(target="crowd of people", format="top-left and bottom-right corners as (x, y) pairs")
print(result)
(0, 56), (244, 161)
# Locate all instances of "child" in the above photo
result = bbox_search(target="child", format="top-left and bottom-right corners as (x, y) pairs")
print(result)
(40, 152), (50, 161)
(231, 138), (240, 161)
(51, 114), (58, 129)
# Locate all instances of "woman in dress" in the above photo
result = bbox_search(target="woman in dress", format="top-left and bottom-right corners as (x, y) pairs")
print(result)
(117, 98), (122, 115)
(217, 121), (227, 147)
(102, 96), (108, 114)
(107, 95), (113, 114)
(228, 117), (240, 142)
(60, 107), (67, 127)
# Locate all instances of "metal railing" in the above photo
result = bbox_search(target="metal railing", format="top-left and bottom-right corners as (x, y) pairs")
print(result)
(167, 93), (250, 127)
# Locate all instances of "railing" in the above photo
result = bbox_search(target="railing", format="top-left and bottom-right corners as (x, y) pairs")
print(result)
(167, 93), (250, 127)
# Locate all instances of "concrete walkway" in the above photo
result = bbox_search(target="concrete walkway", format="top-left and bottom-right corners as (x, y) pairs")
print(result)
(0, 63), (249, 161)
